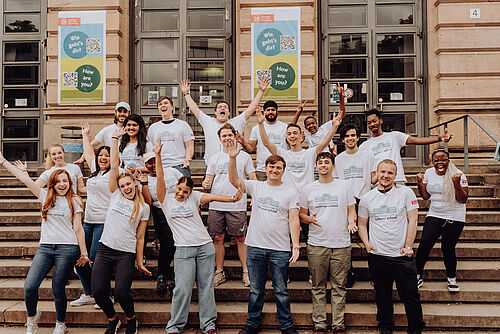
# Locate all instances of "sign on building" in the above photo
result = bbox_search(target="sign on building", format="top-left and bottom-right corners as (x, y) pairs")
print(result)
(58, 11), (106, 105)
(251, 7), (301, 101)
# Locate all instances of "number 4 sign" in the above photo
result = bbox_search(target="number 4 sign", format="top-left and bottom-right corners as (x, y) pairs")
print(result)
(470, 8), (480, 19)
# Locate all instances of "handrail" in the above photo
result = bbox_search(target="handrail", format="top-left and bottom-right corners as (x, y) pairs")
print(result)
(429, 114), (499, 174)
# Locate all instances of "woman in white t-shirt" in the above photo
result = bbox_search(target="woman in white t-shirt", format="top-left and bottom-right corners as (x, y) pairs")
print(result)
(154, 138), (242, 334)
(118, 114), (153, 173)
(91, 128), (151, 334)
(0, 152), (90, 334)
(35, 143), (86, 194)
(415, 149), (469, 292)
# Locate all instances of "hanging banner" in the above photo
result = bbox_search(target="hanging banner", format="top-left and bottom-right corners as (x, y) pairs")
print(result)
(251, 7), (301, 102)
(58, 11), (106, 105)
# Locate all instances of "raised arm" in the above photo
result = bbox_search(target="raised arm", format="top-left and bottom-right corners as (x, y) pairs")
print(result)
(257, 108), (277, 155)
(81, 123), (96, 168)
(0, 153), (41, 198)
(109, 127), (126, 193)
(416, 173), (430, 200)
(338, 85), (346, 120)
(316, 112), (342, 155)
(289, 208), (301, 263)
(154, 138), (167, 204)
(243, 78), (270, 121)
(291, 100), (307, 125)
(136, 171), (152, 205)
(228, 142), (245, 190)
(406, 128), (453, 145)
(452, 173), (469, 204)
(236, 130), (256, 153)
(179, 80), (202, 120)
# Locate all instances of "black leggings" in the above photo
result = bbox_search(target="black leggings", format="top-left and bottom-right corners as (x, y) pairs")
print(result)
(151, 206), (175, 280)
(415, 216), (464, 278)
(92, 243), (136, 319)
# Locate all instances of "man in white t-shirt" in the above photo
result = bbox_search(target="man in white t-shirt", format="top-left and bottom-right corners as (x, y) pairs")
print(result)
(179, 78), (269, 166)
(299, 152), (356, 334)
(358, 159), (425, 334)
(228, 151), (300, 334)
(74, 101), (131, 163)
(202, 124), (257, 287)
(360, 108), (452, 183)
(146, 96), (194, 177)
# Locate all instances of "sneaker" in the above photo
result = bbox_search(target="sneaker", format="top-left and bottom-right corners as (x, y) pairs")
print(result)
(238, 326), (260, 334)
(105, 318), (121, 334)
(52, 321), (67, 334)
(417, 274), (423, 289)
(379, 330), (393, 334)
(281, 326), (299, 334)
(207, 329), (218, 334)
(125, 317), (138, 334)
(214, 270), (226, 287)
(70, 293), (96, 307)
(308, 274), (312, 284)
(157, 275), (167, 294)
(346, 268), (355, 288)
(242, 271), (250, 287)
(167, 280), (176, 291)
(447, 277), (459, 292)
(95, 296), (115, 309)
(25, 309), (41, 334)
(332, 326), (346, 334)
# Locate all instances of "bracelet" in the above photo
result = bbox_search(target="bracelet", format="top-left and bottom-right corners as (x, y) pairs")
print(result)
(184, 92), (190, 96)
(293, 244), (301, 249)
(437, 136), (442, 142)
(405, 246), (413, 250)
(112, 136), (119, 140)
(140, 182), (148, 186)
(231, 196), (235, 202)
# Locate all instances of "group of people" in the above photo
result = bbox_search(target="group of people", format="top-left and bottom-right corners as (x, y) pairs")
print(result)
(0, 78), (469, 334)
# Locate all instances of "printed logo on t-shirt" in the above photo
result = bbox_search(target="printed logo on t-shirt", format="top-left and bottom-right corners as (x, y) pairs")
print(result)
(257, 196), (280, 213)
(313, 193), (339, 208)
(426, 183), (442, 193)
(268, 133), (283, 144)
(310, 134), (323, 146)
(47, 204), (66, 217)
(170, 205), (194, 219)
(372, 205), (397, 220)
(216, 162), (229, 175)
(288, 161), (306, 174)
(159, 131), (176, 142)
(371, 142), (391, 156)
(343, 165), (364, 179)
(111, 200), (133, 218)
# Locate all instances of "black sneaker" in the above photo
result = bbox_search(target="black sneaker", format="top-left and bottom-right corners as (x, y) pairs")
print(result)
(104, 318), (121, 334)
(346, 268), (355, 288)
(281, 326), (299, 334)
(125, 317), (138, 334)
(157, 275), (167, 294)
(332, 326), (346, 334)
(167, 280), (176, 291)
(238, 325), (260, 334)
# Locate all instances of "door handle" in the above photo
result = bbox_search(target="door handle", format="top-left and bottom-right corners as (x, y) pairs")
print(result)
(378, 103), (383, 111)
(364, 103), (369, 111)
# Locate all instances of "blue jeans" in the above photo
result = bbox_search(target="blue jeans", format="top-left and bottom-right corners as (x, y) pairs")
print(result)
(172, 164), (191, 177)
(75, 222), (104, 295)
(166, 242), (216, 333)
(246, 246), (294, 330)
(24, 244), (79, 322)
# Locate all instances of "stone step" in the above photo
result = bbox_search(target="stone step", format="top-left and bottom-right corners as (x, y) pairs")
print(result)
(0, 258), (497, 281)
(1, 300), (499, 329)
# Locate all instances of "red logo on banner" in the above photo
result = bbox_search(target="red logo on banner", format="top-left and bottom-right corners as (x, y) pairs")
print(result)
(411, 200), (418, 205)
(251, 14), (275, 23)
(58, 18), (81, 26)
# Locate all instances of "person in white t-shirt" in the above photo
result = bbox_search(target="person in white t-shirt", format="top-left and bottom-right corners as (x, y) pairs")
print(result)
(154, 138), (243, 334)
(202, 123), (257, 287)
(228, 150), (301, 334)
(358, 159), (425, 334)
(0, 152), (90, 334)
(415, 149), (468, 292)
(147, 96), (195, 177)
(179, 78), (269, 166)
(73, 101), (131, 164)
(91, 128), (152, 334)
(136, 152), (182, 294)
(360, 108), (453, 183)
(299, 152), (356, 333)
(118, 114), (153, 173)
(36, 143), (85, 194)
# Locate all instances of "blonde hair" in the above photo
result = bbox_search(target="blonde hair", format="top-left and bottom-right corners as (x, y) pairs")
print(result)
(117, 172), (146, 223)
(377, 159), (397, 171)
(45, 144), (66, 170)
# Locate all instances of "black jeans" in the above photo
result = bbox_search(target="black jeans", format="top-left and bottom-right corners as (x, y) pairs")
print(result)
(416, 216), (464, 278)
(151, 205), (176, 280)
(368, 253), (425, 334)
(91, 243), (136, 319)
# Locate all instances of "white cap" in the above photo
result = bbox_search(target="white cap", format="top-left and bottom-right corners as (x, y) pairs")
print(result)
(115, 101), (131, 112)
(143, 152), (156, 164)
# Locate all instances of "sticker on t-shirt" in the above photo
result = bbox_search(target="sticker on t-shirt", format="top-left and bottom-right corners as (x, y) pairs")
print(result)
(314, 194), (339, 208)
(411, 200), (418, 205)
(257, 196), (280, 213)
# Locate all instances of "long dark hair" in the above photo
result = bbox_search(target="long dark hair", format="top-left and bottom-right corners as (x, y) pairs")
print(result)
(119, 114), (148, 156)
(89, 146), (111, 179)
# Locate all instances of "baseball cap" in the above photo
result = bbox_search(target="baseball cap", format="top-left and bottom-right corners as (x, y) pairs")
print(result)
(115, 101), (131, 112)
(143, 152), (156, 164)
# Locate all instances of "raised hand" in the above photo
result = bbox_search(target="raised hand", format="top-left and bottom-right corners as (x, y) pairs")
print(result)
(297, 100), (307, 113)
(135, 170), (148, 184)
(452, 172), (463, 184)
(113, 127), (126, 139)
(81, 123), (90, 136)
(258, 76), (270, 92)
(13, 160), (28, 173)
(154, 137), (163, 155)
(227, 141), (241, 158)
(255, 105), (265, 124)
(336, 82), (344, 95)
(235, 130), (245, 145)
(332, 111), (342, 128)
(328, 144), (337, 157)
(441, 128), (453, 142)
(179, 80), (191, 96)
(416, 173), (424, 184)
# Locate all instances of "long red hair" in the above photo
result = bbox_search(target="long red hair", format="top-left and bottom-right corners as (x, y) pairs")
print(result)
(41, 169), (82, 222)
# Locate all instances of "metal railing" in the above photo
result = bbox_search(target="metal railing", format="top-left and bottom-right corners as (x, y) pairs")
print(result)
(429, 115), (499, 173)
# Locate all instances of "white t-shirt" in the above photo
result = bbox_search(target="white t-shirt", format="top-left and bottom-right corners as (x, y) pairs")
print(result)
(39, 163), (83, 193)
(305, 121), (335, 152)
(99, 190), (150, 253)
(423, 168), (468, 222)
(38, 189), (83, 245)
(119, 142), (154, 170)
(244, 180), (299, 251)
(147, 119), (194, 168)
(250, 121), (288, 172)
(198, 111), (246, 164)
(300, 180), (355, 248)
(145, 168), (183, 208)
(359, 131), (409, 183)
(277, 147), (316, 192)
(206, 151), (255, 211)
(333, 149), (376, 199)
(358, 185), (419, 257)
(161, 191), (212, 247)
(95, 123), (120, 148)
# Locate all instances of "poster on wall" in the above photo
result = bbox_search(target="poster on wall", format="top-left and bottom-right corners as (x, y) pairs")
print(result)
(251, 7), (301, 101)
(58, 11), (106, 105)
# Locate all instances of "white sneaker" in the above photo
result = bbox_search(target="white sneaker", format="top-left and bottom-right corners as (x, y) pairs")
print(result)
(52, 321), (67, 334)
(95, 296), (115, 309)
(70, 293), (96, 307)
(447, 277), (459, 292)
(25, 309), (41, 334)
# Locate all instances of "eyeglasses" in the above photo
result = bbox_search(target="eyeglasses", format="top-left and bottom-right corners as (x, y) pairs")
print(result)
(217, 105), (229, 110)
(432, 158), (449, 163)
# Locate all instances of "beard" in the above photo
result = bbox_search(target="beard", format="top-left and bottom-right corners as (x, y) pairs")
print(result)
(265, 113), (277, 122)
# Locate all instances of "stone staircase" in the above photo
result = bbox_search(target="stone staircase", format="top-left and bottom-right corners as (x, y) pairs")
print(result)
(0, 164), (499, 332)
